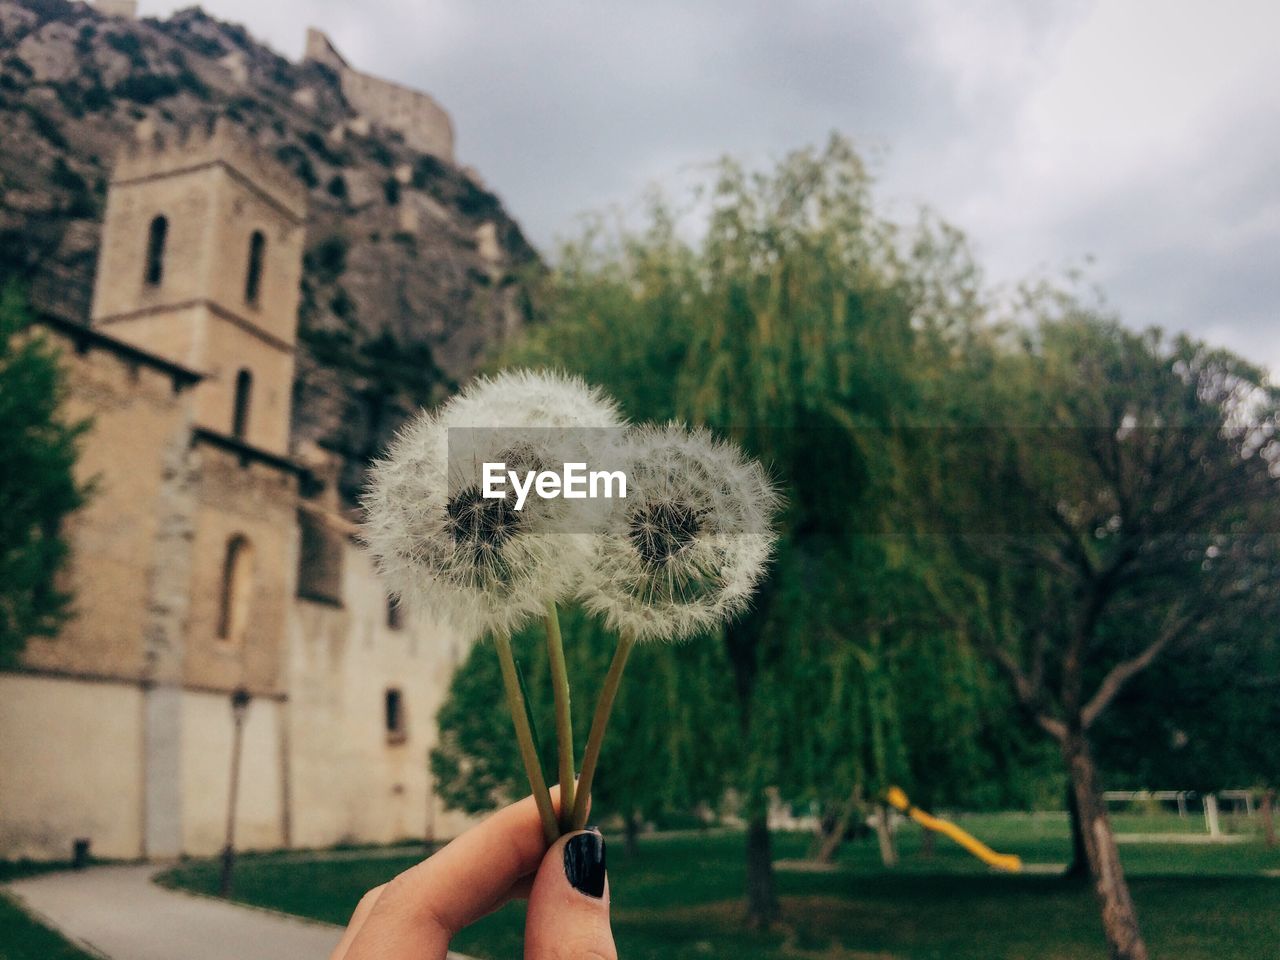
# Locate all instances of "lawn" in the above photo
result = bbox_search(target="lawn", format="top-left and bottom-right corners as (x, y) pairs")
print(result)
(159, 813), (1280, 960)
(0, 893), (95, 960)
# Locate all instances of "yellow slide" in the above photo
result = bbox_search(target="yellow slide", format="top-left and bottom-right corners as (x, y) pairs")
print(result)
(886, 787), (1022, 873)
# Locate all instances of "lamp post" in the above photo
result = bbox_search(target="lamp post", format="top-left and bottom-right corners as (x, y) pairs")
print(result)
(219, 686), (252, 897)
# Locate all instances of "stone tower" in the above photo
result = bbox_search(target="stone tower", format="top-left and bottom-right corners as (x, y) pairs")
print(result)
(91, 120), (307, 456)
(86, 123), (310, 857)
(94, 0), (138, 18)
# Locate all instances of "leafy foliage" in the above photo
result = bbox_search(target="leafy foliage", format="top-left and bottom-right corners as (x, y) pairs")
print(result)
(0, 283), (88, 666)
(503, 135), (1036, 818)
(431, 606), (738, 825)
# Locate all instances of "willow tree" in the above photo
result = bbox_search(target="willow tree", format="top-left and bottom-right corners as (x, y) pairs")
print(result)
(941, 300), (1280, 960)
(507, 135), (996, 926)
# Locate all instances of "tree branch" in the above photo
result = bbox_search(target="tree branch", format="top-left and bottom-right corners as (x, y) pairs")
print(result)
(1036, 713), (1068, 742)
(991, 646), (1037, 707)
(989, 640), (1066, 742)
(1080, 604), (1189, 729)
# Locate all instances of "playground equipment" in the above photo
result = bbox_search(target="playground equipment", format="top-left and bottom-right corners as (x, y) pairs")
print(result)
(886, 787), (1022, 873)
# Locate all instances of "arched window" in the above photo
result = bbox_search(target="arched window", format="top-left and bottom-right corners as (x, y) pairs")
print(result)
(232, 369), (252, 441)
(387, 595), (404, 630)
(244, 230), (266, 306)
(145, 215), (168, 287)
(217, 535), (255, 644)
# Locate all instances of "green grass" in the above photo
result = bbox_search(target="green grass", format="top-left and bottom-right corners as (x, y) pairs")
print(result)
(159, 813), (1280, 960)
(0, 861), (80, 883)
(0, 893), (96, 960)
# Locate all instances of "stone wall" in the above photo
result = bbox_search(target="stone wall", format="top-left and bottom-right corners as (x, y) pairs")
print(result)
(0, 674), (292, 860)
(93, 0), (138, 18)
(304, 29), (455, 163)
(180, 690), (288, 855)
(286, 535), (478, 848)
(0, 673), (145, 860)
(181, 441), (300, 697)
(19, 324), (196, 682)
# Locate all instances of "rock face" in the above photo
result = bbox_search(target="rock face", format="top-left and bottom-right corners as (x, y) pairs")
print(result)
(0, 0), (538, 502)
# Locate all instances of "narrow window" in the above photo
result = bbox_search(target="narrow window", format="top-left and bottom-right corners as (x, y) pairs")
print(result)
(387, 595), (404, 630)
(385, 688), (406, 743)
(232, 369), (252, 441)
(145, 215), (168, 287)
(297, 509), (344, 606)
(244, 230), (266, 306)
(217, 535), (254, 643)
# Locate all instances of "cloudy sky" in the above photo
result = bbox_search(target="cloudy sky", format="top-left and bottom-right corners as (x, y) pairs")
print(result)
(143, 0), (1280, 374)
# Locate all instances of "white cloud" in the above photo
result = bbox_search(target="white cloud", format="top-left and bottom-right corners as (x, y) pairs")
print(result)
(139, 0), (1280, 374)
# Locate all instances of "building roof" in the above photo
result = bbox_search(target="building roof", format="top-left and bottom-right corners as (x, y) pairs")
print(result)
(36, 312), (204, 390)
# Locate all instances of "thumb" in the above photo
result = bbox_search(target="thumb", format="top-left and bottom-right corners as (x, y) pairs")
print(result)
(524, 830), (615, 960)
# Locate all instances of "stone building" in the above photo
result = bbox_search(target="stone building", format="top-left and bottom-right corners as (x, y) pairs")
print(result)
(0, 119), (475, 862)
(91, 0), (137, 18)
(304, 28), (455, 163)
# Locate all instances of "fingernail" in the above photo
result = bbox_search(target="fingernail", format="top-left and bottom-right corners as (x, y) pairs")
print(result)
(585, 824), (601, 835)
(563, 832), (606, 899)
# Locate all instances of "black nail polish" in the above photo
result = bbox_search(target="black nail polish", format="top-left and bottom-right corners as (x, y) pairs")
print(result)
(564, 832), (606, 899)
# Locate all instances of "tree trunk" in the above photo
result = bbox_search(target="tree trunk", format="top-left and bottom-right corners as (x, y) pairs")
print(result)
(744, 807), (780, 929)
(812, 788), (861, 864)
(813, 817), (847, 865)
(920, 828), (936, 859)
(1064, 782), (1091, 881)
(624, 811), (641, 857)
(873, 805), (898, 868)
(1062, 732), (1149, 960)
(1263, 789), (1276, 849)
(723, 582), (780, 930)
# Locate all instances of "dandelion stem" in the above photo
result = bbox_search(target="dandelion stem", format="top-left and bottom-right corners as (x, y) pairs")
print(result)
(570, 635), (635, 831)
(494, 631), (559, 845)
(543, 602), (576, 832)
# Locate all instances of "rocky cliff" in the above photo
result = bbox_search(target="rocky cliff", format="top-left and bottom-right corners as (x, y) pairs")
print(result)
(0, 0), (539, 501)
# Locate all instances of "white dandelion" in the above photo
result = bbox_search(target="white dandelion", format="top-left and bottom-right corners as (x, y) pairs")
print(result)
(444, 368), (625, 432)
(362, 406), (551, 641)
(579, 422), (779, 643)
(362, 369), (624, 640)
(362, 368), (625, 842)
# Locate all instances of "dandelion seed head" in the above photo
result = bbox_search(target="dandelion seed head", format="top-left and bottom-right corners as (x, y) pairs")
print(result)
(579, 423), (780, 643)
(362, 369), (625, 639)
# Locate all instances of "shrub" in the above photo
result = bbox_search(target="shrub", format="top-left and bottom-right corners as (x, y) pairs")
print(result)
(307, 234), (349, 281)
(276, 144), (318, 188)
(113, 74), (180, 105)
(104, 31), (146, 68)
(21, 105), (68, 150)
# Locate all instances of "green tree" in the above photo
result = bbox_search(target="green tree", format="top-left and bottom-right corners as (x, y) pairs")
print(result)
(946, 303), (1280, 960)
(0, 282), (88, 666)
(506, 135), (1012, 924)
(1094, 628), (1280, 796)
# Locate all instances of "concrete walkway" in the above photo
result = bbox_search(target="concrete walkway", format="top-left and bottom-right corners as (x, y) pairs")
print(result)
(6, 864), (345, 960)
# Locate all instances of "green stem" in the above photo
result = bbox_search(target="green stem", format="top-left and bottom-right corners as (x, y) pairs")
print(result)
(570, 635), (636, 832)
(544, 602), (576, 832)
(494, 632), (559, 844)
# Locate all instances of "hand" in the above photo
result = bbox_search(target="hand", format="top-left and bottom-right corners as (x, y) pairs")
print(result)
(330, 790), (614, 960)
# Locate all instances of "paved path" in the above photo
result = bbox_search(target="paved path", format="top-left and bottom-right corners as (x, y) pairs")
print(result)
(6, 864), (344, 960)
